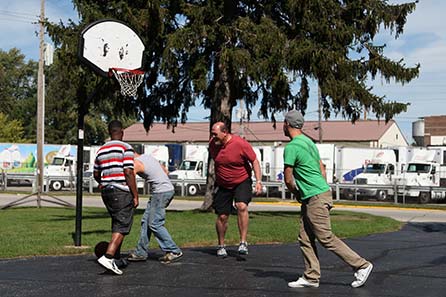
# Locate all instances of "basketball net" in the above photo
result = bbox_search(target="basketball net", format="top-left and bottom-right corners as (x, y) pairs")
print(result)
(110, 68), (145, 97)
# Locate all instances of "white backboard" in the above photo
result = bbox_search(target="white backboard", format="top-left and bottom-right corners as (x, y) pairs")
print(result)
(79, 19), (145, 77)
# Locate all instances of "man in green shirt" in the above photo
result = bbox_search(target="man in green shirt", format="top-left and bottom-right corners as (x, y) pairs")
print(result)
(283, 110), (373, 288)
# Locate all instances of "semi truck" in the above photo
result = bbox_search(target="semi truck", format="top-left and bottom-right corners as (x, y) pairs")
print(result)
(395, 147), (446, 203)
(349, 149), (398, 200)
(0, 143), (78, 190)
(44, 145), (76, 191)
(168, 144), (208, 195)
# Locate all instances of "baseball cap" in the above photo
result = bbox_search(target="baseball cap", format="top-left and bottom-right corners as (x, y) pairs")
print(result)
(285, 110), (304, 129)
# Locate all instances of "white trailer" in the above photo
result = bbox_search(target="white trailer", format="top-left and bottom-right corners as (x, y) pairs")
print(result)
(267, 143), (336, 184)
(252, 145), (274, 181)
(335, 147), (398, 183)
(143, 144), (169, 168)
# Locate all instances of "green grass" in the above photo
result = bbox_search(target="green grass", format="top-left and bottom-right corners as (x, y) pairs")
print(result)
(0, 207), (402, 259)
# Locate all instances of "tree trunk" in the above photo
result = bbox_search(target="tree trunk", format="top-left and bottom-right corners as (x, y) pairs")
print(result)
(200, 59), (233, 211)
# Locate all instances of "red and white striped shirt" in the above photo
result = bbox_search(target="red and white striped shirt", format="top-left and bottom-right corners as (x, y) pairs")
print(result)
(94, 140), (134, 191)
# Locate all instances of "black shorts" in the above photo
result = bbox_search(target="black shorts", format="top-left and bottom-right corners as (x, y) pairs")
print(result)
(213, 178), (252, 215)
(101, 186), (134, 235)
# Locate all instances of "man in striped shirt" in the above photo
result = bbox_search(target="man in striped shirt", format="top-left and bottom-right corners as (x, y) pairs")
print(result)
(94, 120), (139, 275)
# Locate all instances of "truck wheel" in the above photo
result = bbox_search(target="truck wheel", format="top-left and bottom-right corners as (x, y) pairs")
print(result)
(376, 190), (388, 201)
(187, 184), (198, 196)
(418, 192), (431, 204)
(50, 181), (63, 191)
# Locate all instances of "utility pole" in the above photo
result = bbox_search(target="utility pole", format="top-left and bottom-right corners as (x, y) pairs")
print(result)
(238, 99), (245, 138)
(36, 0), (45, 207)
(318, 82), (323, 144)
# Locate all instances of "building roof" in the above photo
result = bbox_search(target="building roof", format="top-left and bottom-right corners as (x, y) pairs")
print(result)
(123, 120), (397, 143)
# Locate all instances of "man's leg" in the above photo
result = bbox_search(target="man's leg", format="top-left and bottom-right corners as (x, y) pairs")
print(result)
(106, 232), (125, 257)
(150, 191), (181, 253)
(307, 194), (369, 270)
(216, 213), (229, 246)
(235, 201), (249, 243)
(130, 199), (152, 259)
(298, 202), (321, 282)
(98, 232), (125, 275)
(233, 178), (252, 244)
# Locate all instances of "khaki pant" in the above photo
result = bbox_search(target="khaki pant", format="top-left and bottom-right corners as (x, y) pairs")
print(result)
(299, 191), (369, 282)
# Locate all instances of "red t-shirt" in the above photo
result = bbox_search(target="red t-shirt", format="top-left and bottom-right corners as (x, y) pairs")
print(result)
(209, 134), (257, 189)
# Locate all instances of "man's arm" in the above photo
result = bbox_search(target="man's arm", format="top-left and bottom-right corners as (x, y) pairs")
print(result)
(124, 168), (139, 208)
(284, 165), (299, 196)
(93, 170), (102, 188)
(161, 163), (169, 175)
(252, 158), (262, 195)
(319, 160), (327, 180)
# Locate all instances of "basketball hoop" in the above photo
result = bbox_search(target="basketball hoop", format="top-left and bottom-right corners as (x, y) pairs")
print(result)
(110, 68), (145, 97)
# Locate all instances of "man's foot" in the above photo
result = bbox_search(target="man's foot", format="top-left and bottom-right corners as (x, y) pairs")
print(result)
(288, 276), (319, 288)
(114, 258), (129, 269)
(97, 256), (123, 275)
(238, 242), (248, 255)
(127, 252), (147, 262)
(217, 245), (227, 258)
(351, 263), (373, 288)
(159, 252), (183, 263)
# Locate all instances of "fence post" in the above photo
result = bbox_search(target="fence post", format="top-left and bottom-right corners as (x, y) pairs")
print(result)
(180, 179), (185, 197)
(281, 181), (286, 200)
(394, 183), (398, 204)
(336, 183), (340, 201)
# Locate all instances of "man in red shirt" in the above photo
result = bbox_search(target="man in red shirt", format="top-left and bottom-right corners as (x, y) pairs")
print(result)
(209, 122), (262, 257)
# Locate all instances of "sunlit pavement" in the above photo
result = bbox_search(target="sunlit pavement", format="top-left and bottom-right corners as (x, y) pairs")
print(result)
(0, 222), (445, 297)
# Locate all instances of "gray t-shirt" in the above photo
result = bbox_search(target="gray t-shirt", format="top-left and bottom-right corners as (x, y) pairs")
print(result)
(136, 154), (174, 193)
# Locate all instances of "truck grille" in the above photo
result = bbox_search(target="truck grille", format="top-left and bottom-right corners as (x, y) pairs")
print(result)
(355, 178), (367, 185)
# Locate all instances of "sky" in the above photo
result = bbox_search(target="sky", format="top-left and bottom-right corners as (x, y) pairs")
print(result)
(1, 0), (445, 144)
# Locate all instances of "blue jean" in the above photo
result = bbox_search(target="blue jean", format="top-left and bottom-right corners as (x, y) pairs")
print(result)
(134, 190), (181, 256)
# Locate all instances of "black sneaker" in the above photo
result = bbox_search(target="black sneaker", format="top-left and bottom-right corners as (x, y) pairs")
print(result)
(115, 258), (129, 269)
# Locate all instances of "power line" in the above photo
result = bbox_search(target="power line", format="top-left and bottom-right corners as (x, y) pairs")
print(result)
(0, 9), (38, 18)
(0, 17), (35, 24)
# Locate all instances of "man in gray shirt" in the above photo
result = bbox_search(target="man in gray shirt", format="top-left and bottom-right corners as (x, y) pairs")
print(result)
(127, 153), (183, 263)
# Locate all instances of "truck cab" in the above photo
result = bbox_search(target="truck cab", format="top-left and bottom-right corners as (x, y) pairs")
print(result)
(352, 162), (395, 200)
(395, 148), (446, 203)
(168, 144), (208, 196)
(44, 155), (76, 191)
(168, 159), (205, 196)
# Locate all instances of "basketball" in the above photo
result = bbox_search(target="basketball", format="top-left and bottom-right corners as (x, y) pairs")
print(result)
(94, 241), (109, 258)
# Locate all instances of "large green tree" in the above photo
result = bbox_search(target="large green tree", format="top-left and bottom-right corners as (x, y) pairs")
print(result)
(0, 48), (38, 141)
(0, 113), (27, 143)
(46, 1), (419, 208)
(159, 0), (419, 208)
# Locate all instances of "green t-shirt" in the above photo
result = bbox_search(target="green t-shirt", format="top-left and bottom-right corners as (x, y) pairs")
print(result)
(283, 134), (330, 200)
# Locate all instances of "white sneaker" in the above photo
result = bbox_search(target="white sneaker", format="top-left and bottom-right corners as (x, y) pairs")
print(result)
(288, 277), (319, 288)
(217, 245), (227, 258)
(238, 242), (248, 255)
(351, 263), (373, 288)
(98, 255), (123, 275)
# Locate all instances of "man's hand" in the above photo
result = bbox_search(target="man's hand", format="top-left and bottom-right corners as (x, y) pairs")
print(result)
(133, 196), (139, 208)
(254, 181), (263, 195)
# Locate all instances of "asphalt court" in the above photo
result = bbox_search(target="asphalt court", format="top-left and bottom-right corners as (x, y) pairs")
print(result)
(1, 222), (446, 296)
